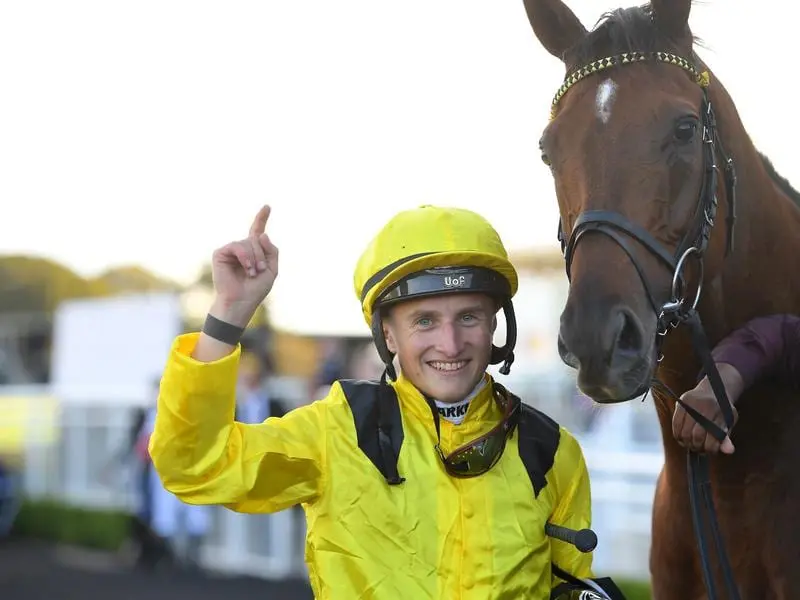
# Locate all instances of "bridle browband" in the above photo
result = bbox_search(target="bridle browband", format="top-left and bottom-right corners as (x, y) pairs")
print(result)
(550, 51), (741, 600)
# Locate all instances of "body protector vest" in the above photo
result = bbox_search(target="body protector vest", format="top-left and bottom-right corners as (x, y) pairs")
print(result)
(339, 379), (628, 600)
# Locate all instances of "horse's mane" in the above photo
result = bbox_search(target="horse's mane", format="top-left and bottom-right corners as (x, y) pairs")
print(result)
(571, 4), (800, 208)
(759, 152), (800, 207)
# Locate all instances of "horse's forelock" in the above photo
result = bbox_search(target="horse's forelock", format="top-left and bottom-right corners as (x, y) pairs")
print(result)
(566, 4), (701, 70)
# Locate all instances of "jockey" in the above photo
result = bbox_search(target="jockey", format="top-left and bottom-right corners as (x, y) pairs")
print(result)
(148, 204), (624, 599)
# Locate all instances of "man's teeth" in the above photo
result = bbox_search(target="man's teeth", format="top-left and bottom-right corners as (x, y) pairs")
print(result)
(429, 361), (466, 371)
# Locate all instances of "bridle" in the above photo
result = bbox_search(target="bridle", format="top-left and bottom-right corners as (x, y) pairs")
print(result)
(550, 51), (741, 600)
(554, 51), (736, 336)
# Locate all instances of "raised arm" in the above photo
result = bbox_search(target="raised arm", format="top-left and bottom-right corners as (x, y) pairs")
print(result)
(150, 205), (326, 513)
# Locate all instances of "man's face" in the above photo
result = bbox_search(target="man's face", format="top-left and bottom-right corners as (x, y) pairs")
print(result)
(383, 292), (497, 403)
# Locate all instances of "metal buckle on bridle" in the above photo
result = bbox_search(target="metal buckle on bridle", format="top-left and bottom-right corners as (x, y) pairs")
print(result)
(660, 246), (703, 321)
(656, 246), (704, 361)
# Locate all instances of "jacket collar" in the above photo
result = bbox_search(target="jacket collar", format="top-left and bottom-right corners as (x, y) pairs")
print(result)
(390, 371), (502, 438)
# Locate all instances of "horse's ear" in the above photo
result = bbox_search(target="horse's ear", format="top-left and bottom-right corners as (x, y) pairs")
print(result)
(522, 0), (587, 61)
(650, 0), (692, 40)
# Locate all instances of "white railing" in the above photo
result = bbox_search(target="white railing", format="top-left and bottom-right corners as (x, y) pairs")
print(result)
(4, 386), (663, 582)
(8, 392), (309, 579)
(583, 449), (662, 579)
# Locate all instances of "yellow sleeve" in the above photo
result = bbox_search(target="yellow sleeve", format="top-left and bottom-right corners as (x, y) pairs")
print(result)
(549, 427), (593, 585)
(149, 333), (326, 514)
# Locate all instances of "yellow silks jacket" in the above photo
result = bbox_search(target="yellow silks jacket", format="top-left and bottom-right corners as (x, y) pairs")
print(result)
(150, 333), (594, 599)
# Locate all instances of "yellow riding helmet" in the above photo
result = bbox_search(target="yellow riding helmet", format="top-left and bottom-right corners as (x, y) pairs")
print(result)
(353, 205), (519, 377)
(354, 205), (519, 322)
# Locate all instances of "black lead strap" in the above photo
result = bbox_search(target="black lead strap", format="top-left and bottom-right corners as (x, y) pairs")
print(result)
(653, 309), (740, 600)
(683, 311), (740, 600)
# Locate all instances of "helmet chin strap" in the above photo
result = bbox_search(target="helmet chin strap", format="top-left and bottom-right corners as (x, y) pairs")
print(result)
(369, 298), (518, 382)
(371, 310), (398, 381)
(492, 298), (517, 375)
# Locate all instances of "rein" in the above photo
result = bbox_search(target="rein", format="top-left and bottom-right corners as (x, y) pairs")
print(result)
(550, 50), (741, 600)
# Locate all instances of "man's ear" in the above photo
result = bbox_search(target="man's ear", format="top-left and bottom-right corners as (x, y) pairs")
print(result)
(382, 319), (398, 354)
(491, 314), (498, 334)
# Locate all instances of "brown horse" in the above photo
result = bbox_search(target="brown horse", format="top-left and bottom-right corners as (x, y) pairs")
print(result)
(521, 0), (800, 598)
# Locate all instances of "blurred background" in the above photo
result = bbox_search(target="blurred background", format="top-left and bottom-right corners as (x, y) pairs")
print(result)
(1, 1), (795, 599)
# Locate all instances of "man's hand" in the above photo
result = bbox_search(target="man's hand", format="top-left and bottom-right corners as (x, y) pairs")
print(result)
(191, 205), (279, 363)
(672, 362), (744, 455)
(208, 204), (279, 328)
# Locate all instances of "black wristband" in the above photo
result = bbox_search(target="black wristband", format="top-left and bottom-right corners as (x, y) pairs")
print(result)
(202, 314), (246, 345)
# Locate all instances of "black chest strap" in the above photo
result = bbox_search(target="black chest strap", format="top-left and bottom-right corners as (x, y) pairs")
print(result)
(339, 379), (560, 496)
(517, 402), (560, 496)
(339, 379), (405, 485)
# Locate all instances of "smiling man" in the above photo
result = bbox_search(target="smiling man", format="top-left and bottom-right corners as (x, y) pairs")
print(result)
(148, 204), (603, 599)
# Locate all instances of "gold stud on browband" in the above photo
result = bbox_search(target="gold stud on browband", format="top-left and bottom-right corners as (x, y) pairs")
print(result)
(548, 51), (711, 121)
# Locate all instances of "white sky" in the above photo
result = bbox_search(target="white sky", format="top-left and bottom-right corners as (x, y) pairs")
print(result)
(1, 1), (796, 335)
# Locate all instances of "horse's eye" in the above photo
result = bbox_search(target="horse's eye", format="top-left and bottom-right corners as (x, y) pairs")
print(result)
(674, 119), (698, 143)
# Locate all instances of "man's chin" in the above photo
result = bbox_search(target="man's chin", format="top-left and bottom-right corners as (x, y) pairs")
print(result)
(419, 372), (484, 403)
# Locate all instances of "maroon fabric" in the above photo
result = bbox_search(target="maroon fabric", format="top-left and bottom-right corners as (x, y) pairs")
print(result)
(712, 314), (800, 389)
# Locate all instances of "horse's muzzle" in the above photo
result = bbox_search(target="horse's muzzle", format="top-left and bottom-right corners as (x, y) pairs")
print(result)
(558, 303), (655, 403)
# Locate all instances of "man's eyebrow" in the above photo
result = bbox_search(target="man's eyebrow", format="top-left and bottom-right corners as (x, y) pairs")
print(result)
(457, 304), (487, 315)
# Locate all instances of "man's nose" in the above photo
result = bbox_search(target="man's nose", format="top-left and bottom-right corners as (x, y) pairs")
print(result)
(436, 322), (462, 357)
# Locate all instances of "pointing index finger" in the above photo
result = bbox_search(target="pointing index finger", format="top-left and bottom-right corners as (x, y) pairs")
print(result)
(250, 205), (271, 237)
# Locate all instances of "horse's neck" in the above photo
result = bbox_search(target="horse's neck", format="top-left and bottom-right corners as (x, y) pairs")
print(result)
(654, 80), (800, 459)
(711, 83), (800, 328)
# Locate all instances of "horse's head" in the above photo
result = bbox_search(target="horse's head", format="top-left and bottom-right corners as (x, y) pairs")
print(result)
(523, 0), (736, 402)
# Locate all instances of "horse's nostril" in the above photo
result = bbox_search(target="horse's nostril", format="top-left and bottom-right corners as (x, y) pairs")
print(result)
(616, 309), (643, 354)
